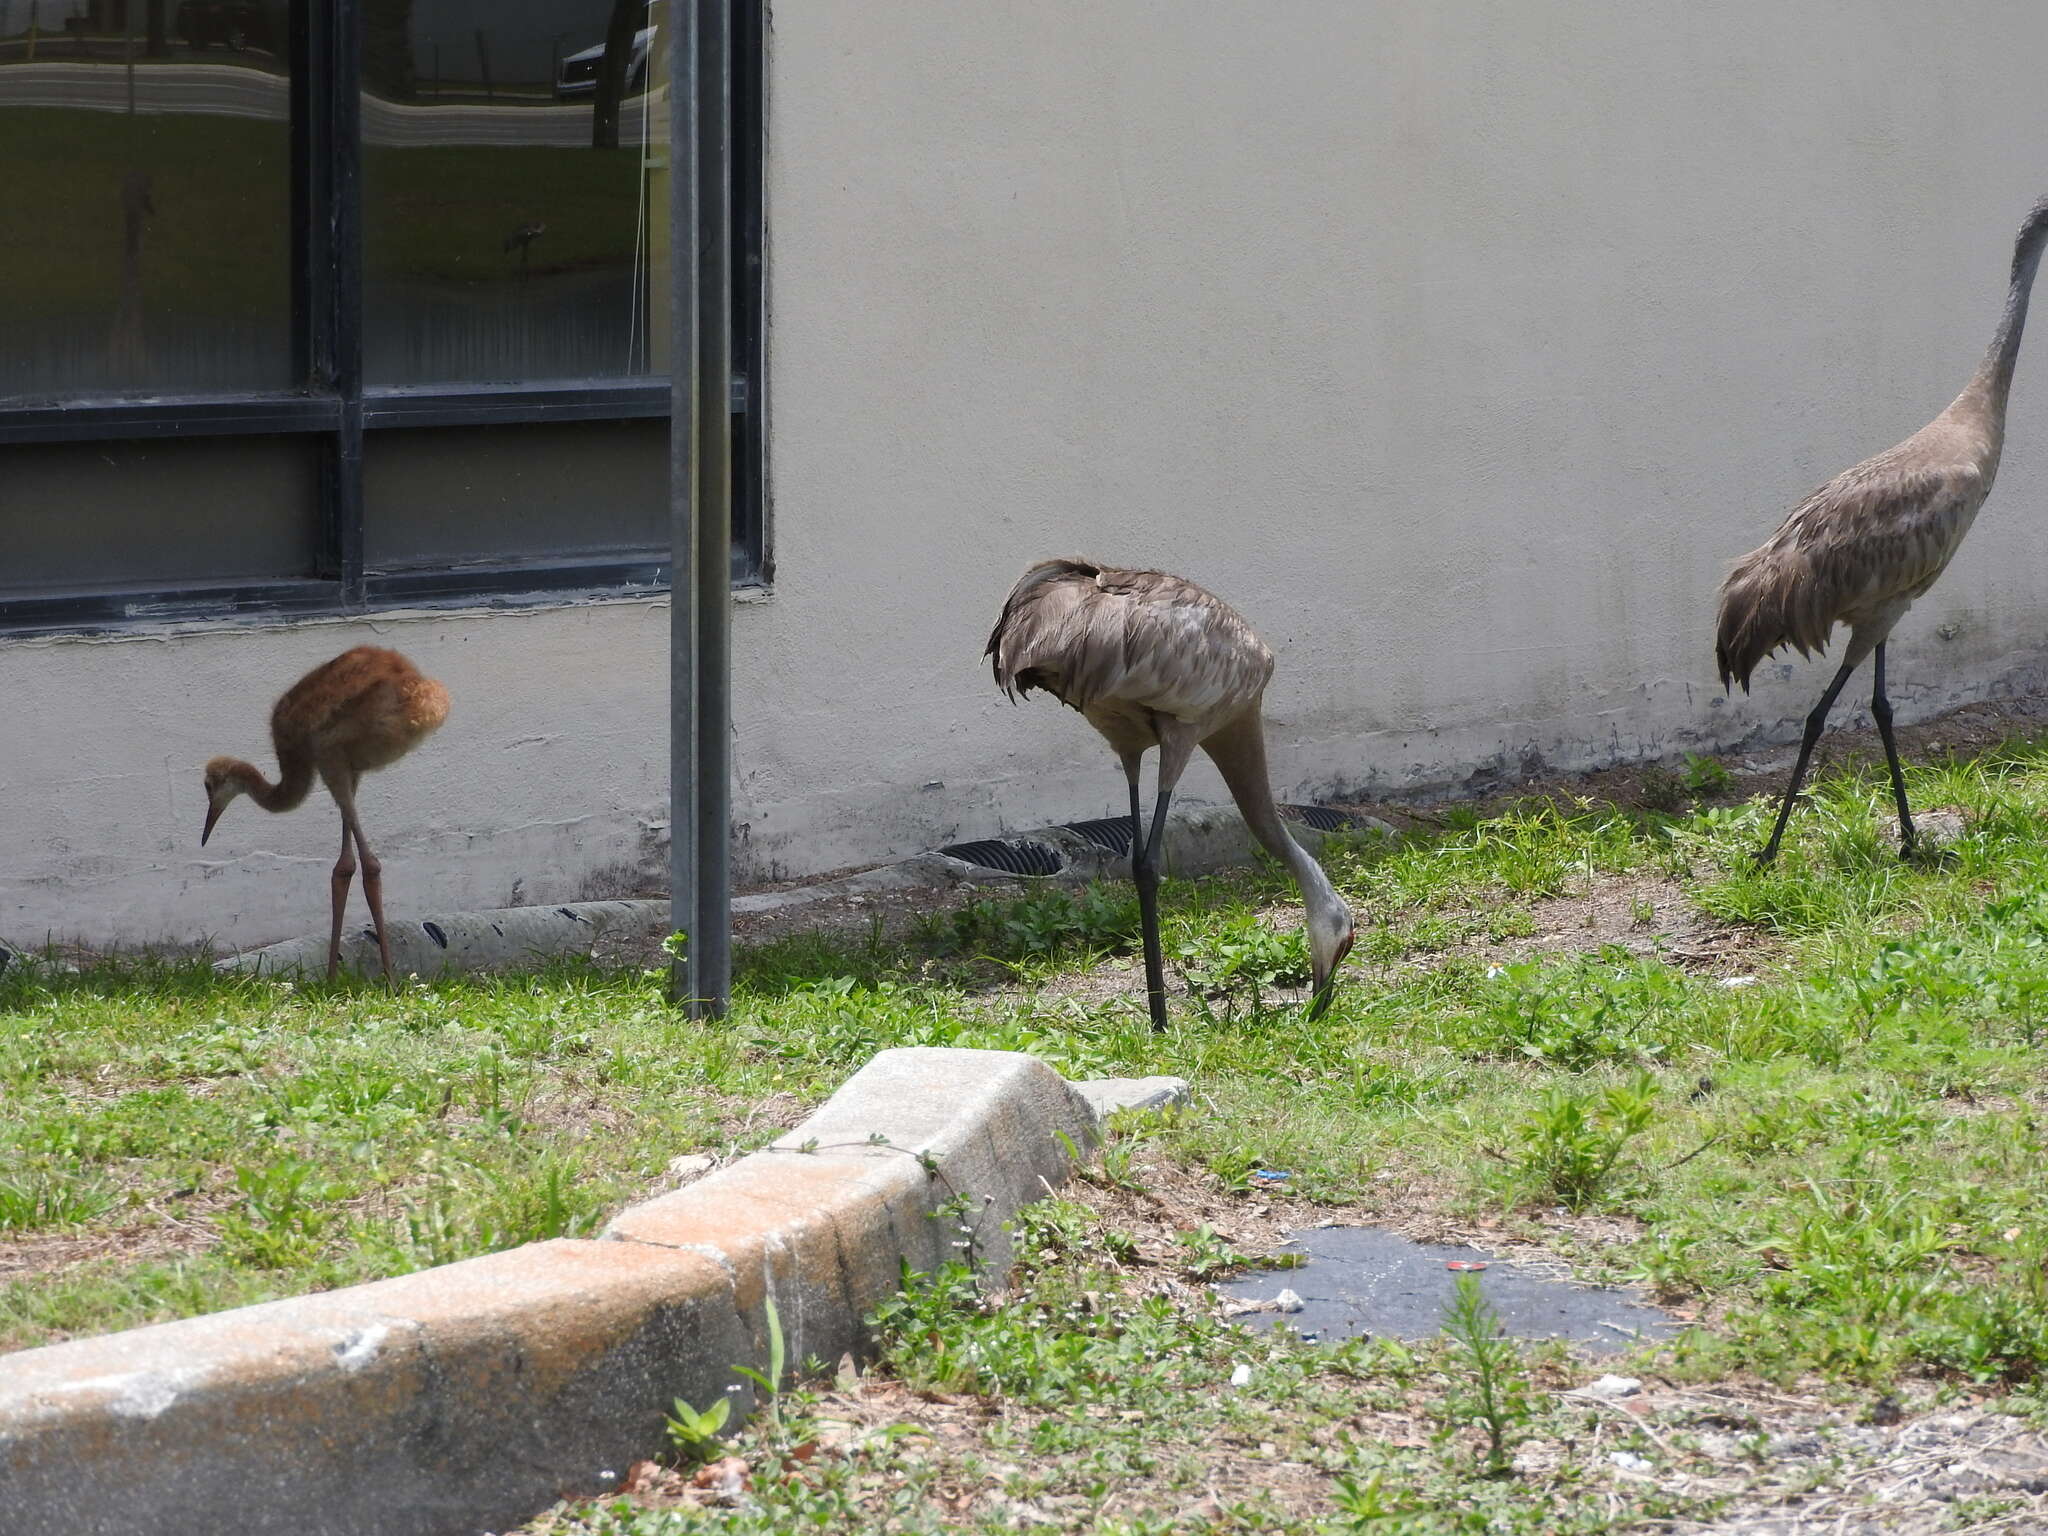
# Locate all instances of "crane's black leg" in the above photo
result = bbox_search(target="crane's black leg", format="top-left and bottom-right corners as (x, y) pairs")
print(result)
(1756, 656), (1860, 865)
(1870, 643), (1916, 858)
(1128, 770), (1171, 1031)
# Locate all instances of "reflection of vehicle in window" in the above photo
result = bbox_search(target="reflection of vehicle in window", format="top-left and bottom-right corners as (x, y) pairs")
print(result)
(556, 1), (655, 99)
(178, 0), (275, 53)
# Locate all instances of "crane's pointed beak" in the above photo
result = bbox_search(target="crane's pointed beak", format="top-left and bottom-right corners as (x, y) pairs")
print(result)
(201, 801), (224, 847)
(1305, 931), (1354, 1022)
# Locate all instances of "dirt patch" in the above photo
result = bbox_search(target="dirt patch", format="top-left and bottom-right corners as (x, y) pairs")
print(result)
(1489, 873), (1773, 978)
(0, 1201), (223, 1283)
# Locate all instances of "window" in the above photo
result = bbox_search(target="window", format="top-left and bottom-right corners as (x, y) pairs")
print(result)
(0, 0), (764, 631)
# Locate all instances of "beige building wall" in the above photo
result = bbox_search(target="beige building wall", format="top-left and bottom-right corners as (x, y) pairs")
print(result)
(9, 1), (2048, 949)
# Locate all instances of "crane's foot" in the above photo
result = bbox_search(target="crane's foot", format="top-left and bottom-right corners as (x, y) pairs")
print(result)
(1750, 846), (1779, 869)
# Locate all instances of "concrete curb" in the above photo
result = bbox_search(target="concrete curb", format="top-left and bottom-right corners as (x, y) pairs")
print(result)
(214, 898), (674, 979)
(0, 1048), (1181, 1536)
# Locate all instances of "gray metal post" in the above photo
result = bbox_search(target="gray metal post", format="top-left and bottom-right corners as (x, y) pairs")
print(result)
(667, 0), (732, 1016)
(691, 0), (734, 1015)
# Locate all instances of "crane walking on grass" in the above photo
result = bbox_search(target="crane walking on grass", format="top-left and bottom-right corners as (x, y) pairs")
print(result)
(986, 558), (1356, 1029)
(1718, 193), (2048, 863)
(201, 647), (450, 982)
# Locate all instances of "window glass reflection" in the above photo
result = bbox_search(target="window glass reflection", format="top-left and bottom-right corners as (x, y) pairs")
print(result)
(0, 0), (294, 401)
(361, 0), (666, 386)
(1, 433), (315, 592)
(363, 419), (666, 568)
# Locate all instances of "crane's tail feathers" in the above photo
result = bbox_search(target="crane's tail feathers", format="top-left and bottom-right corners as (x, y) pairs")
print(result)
(1715, 547), (1829, 695)
(987, 557), (1103, 703)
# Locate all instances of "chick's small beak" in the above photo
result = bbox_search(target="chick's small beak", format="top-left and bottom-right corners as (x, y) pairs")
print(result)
(201, 800), (224, 847)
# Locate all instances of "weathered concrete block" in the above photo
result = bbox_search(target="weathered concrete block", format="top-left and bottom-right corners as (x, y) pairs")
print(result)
(1071, 1075), (1193, 1120)
(0, 1240), (742, 1536)
(604, 1048), (1100, 1367)
(0, 1047), (1108, 1536)
(767, 1045), (1098, 1278)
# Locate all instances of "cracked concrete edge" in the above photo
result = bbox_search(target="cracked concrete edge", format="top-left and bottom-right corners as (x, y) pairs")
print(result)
(213, 898), (674, 980)
(0, 1047), (1119, 1536)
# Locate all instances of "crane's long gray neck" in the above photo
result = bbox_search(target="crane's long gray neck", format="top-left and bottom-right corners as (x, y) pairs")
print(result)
(1198, 710), (1349, 934)
(1964, 201), (2048, 420)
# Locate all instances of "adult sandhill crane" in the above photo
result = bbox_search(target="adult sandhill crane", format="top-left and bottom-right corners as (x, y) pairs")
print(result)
(987, 558), (1356, 1029)
(201, 647), (450, 982)
(1718, 193), (2048, 863)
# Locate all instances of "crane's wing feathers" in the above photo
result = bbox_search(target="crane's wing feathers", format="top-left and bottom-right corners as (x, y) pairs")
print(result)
(988, 558), (1274, 722)
(1716, 456), (1987, 691)
(270, 646), (449, 767)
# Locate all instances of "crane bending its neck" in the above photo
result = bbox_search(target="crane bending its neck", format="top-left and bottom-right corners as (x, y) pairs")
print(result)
(1199, 708), (1356, 1018)
(200, 752), (314, 844)
(1963, 194), (2048, 420)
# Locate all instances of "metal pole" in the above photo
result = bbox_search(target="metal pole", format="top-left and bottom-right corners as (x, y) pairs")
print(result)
(692, 0), (732, 1016)
(667, 0), (732, 1015)
(666, 0), (701, 1010)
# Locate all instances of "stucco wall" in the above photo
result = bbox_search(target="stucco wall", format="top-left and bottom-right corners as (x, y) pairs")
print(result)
(10, 0), (2048, 948)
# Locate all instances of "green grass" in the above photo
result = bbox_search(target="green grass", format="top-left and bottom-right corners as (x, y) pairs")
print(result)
(13, 730), (2048, 1527)
(0, 963), (819, 1348)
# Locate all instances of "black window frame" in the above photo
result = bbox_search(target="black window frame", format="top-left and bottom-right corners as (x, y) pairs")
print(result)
(0, 0), (765, 635)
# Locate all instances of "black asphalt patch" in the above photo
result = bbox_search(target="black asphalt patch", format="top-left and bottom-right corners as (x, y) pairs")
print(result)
(1215, 1225), (1681, 1353)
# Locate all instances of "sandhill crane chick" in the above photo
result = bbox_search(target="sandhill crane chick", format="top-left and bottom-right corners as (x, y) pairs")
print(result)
(202, 646), (450, 982)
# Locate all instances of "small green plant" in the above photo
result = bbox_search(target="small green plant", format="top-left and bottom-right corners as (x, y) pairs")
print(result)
(1511, 1071), (1658, 1209)
(733, 1292), (788, 1426)
(216, 1156), (337, 1268)
(1173, 914), (1310, 998)
(928, 1190), (985, 1269)
(1637, 765), (1686, 813)
(1473, 962), (1658, 1069)
(1092, 1136), (1150, 1193)
(923, 884), (1139, 963)
(1440, 1272), (1533, 1477)
(1172, 1222), (1287, 1280)
(1330, 1473), (1408, 1522)
(0, 1168), (114, 1231)
(663, 1391), (733, 1465)
(1682, 753), (1734, 795)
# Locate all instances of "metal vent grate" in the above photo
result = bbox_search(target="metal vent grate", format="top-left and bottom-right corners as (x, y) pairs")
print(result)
(1283, 804), (1355, 832)
(937, 839), (1065, 877)
(1061, 816), (1137, 857)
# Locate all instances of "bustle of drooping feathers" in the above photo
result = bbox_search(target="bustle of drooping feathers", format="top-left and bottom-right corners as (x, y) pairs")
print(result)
(985, 557), (1105, 703)
(984, 557), (1274, 722)
(1714, 456), (1987, 693)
